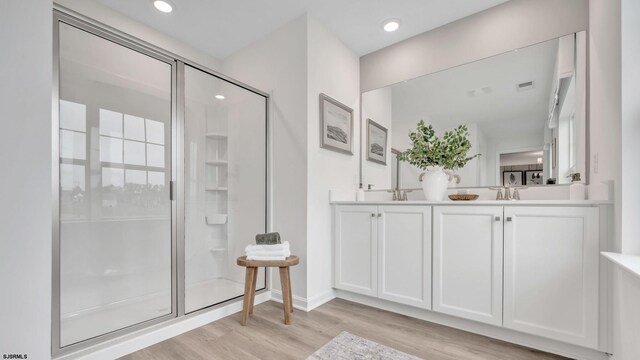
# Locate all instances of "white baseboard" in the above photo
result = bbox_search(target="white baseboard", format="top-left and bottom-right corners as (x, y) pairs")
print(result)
(58, 291), (272, 360)
(307, 289), (337, 311)
(334, 290), (609, 360)
(270, 289), (336, 312)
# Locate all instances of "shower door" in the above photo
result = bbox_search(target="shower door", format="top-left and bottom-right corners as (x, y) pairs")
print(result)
(53, 10), (269, 355)
(182, 65), (267, 313)
(54, 18), (175, 351)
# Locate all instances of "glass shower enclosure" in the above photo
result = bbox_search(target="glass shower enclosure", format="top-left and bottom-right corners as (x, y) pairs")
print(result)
(182, 65), (267, 313)
(53, 12), (267, 355)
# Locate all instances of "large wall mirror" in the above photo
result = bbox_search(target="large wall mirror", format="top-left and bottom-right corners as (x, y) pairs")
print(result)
(361, 31), (587, 190)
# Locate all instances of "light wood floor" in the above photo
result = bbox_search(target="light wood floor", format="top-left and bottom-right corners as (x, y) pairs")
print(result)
(121, 299), (568, 360)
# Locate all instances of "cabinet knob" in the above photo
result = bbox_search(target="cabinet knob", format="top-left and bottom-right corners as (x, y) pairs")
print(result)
(377, 213), (382, 217)
(495, 216), (501, 221)
(371, 213), (376, 218)
(506, 217), (513, 222)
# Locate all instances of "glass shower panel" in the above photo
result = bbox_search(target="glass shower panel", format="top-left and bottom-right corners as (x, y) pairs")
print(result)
(58, 23), (173, 346)
(184, 65), (267, 313)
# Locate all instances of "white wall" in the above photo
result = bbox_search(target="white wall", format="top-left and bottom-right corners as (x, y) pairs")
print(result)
(0, 1), (52, 359)
(621, 0), (640, 256)
(54, 0), (220, 71)
(361, 87), (392, 188)
(360, 0), (589, 92)
(589, 0), (622, 245)
(611, 268), (640, 359)
(222, 16), (309, 298)
(611, 0), (640, 359)
(306, 16), (361, 301)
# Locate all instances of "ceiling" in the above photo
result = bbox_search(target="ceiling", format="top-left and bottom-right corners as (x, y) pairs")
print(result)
(389, 37), (559, 143)
(500, 151), (544, 167)
(94, 0), (508, 58)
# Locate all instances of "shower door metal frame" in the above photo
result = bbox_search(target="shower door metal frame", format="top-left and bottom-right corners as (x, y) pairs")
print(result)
(52, 7), (270, 358)
(177, 62), (270, 317)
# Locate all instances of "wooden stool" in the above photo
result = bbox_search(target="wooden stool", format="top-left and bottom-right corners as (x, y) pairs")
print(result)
(236, 255), (299, 325)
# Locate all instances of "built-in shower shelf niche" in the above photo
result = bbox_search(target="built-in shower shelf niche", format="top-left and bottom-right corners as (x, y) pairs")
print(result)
(205, 214), (228, 225)
(205, 160), (228, 166)
(205, 187), (228, 192)
(209, 247), (227, 254)
(205, 133), (228, 140)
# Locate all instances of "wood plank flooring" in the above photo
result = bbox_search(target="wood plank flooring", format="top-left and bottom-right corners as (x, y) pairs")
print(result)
(121, 299), (569, 360)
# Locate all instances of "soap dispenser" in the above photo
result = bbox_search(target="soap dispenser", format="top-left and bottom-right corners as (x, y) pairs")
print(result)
(569, 173), (586, 200)
(356, 183), (365, 201)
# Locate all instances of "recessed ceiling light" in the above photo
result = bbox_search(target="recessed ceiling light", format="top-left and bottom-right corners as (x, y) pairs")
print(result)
(215, 95), (225, 100)
(383, 19), (400, 32)
(153, 0), (173, 13)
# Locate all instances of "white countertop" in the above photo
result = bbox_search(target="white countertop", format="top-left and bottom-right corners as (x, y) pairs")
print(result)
(602, 252), (640, 280)
(331, 200), (613, 206)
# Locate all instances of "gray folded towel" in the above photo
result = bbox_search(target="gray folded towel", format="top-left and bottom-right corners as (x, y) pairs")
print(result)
(255, 232), (281, 245)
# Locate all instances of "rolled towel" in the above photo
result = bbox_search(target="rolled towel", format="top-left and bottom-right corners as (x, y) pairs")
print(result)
(245, 241), (289, 254)
(255, 232), (281, 245)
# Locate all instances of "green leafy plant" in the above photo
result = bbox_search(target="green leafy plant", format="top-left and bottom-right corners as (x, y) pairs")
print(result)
(397, 120), (480, 170)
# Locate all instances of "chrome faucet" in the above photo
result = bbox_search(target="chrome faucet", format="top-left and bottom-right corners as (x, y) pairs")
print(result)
(388, 188), (412, 201)
(504, 186), (512, 200)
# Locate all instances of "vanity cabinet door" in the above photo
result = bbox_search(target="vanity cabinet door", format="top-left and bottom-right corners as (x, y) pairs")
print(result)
(377, 206), (431, 309)
(433, 206), (503, 326)
(334, 205), (378, 296)
(503, 206), (599, 349)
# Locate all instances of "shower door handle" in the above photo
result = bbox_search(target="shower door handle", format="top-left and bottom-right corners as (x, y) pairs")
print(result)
(170, 180), (174, 201)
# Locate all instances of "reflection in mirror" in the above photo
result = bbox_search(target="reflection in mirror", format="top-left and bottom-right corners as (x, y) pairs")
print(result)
(361, 32), (587, 190)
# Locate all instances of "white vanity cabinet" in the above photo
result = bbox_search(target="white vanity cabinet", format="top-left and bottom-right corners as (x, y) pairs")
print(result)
(334, 205), (378, 296)
(503, 206), (600, 348)
(333, 202), (607, 353)
(377, 206), (432, 308)
(432, 206), (504, 326)
(334, 205), (432, 308)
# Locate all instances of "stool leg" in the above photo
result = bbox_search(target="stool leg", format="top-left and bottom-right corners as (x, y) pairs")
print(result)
(249, 267), (258, 314)
(241, 267), (255, 326)
(287, 267), (293, 313)
(279, 267), (291, 324)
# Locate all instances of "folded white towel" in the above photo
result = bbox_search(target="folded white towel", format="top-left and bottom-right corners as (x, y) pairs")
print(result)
(245, 241), (290, 253)
(246, 249), (291, 258)
(245, 241), (291, 260)
(246, 254), (288, 261)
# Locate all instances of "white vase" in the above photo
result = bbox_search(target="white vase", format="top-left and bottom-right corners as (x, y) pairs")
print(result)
(419, 166), (449, 201)
(445, 170), (461, 188)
